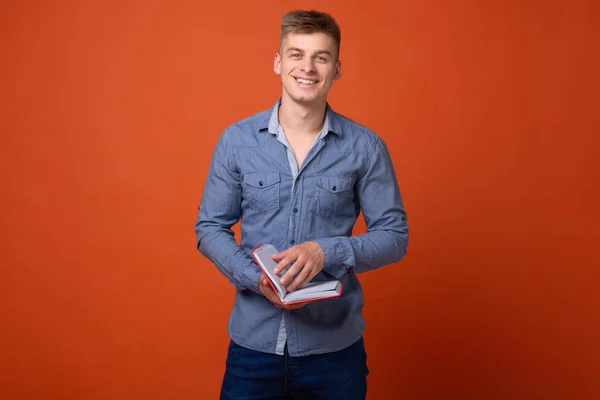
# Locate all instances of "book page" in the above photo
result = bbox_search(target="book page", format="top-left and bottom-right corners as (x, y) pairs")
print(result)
(284, 281), (342, 303)
(288, 280), (339, 295)
(252, 244), (286, 298)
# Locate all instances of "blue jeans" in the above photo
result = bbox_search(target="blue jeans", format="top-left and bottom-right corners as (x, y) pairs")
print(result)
(220, 337), (369, 400)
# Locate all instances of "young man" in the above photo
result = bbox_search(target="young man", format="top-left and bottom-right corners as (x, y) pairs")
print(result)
(195, 9), (409, 400)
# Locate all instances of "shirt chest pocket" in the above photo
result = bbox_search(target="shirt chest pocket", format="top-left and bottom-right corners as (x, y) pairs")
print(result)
(311, 176), (354, 220)
(242, 171), (281, 214)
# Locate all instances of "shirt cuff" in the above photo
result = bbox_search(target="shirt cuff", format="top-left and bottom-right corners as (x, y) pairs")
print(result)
(237, 264), (262, 294)
(314, 237), (353, 279)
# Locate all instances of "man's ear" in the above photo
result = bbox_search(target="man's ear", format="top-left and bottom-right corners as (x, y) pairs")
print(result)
(274, 53), (282, 75)
(334, 59), (342, 80)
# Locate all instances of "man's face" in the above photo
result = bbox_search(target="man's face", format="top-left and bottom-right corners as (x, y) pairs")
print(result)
(274, 32), (341, 105)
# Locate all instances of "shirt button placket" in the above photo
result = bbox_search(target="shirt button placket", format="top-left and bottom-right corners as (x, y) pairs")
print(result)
(290, 178), (301, 247)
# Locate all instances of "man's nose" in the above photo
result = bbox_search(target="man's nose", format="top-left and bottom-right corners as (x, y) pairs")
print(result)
(301, 59), (316, 73)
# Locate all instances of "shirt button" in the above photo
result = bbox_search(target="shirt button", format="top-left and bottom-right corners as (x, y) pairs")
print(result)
(259, 181), (264, 186)
(332, 186), (337, 191)
(402, 216), (406, 221)
(293, 208), (298, 213)
(290, 240), (295, 245)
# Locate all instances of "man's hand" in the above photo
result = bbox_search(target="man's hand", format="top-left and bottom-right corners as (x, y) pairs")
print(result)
(272, 241), (325, 292)
(258, 274), (305, 310)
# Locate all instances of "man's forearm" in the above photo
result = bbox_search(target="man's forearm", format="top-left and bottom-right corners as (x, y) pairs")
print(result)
(197, 229), (262, 294)
(315, 229), (407, 279)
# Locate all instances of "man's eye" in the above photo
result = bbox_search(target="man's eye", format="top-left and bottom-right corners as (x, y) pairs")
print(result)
(316, 56), (327, 62)
(291, 53), (302, 58)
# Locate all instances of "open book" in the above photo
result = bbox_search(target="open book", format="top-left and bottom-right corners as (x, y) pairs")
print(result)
(251, 244), (343, 305)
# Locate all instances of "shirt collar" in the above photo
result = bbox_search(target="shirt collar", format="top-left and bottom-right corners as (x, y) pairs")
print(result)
(263, 98), (342, 137)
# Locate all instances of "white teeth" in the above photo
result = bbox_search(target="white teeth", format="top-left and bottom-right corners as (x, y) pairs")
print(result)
(297, 78), (316, 84)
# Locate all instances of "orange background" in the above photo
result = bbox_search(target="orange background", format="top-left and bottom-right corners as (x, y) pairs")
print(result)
(1, 1), (599, 399)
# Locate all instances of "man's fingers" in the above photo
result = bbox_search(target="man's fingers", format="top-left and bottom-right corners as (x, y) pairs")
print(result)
(283, 302), (306, 310)
(271, 249), (288, 261)
(258, 273), (269, 287)
(260, 272), (306, 310)
(279, 259), (306, 286)
(258, 274), (283, 308)
(261, 286), (283, 308)
(271, 247), (293, 265)
(281, 299), (307, 310)
(273, 254), (295, 274)
(260, 275), (306, 310)
(286, 264), (312, 291)
(295, 268), (319, 291)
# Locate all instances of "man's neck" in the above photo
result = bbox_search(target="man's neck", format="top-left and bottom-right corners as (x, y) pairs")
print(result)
(278, 96), (327, 137)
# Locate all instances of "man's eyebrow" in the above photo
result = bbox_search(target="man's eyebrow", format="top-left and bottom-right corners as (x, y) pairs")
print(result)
(285, 48), (333, 56)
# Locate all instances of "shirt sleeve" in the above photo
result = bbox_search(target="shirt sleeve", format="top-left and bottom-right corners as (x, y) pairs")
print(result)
(315, 136), (409, 279)
(194, 128), (262, 294)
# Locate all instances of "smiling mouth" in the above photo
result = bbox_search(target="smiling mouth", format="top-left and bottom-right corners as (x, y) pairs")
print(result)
(294, 77), (318, 85)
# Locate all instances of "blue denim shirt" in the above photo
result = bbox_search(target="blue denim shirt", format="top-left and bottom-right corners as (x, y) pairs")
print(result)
(195, 99), (409, 357)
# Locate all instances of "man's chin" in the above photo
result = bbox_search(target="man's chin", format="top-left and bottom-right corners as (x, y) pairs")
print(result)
(289, 92), (325, 105)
